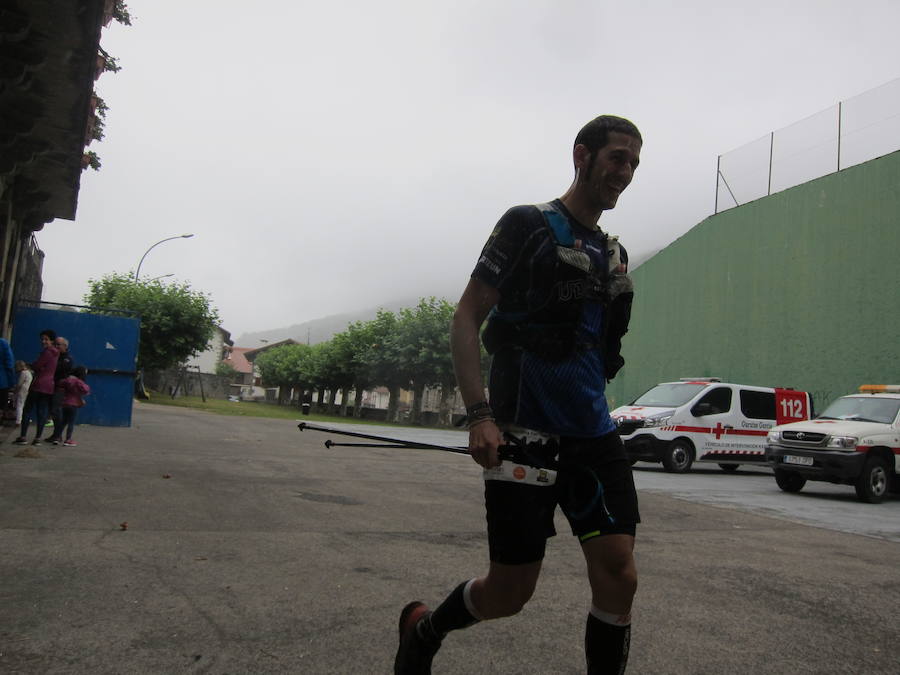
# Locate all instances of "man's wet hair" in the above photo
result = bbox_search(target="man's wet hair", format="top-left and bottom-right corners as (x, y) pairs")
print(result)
(574, 115), (642, 156)
(40, 329), (57, 341)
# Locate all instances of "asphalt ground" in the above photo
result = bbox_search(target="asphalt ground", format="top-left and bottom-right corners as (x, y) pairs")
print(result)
(1, 403), (897, 674)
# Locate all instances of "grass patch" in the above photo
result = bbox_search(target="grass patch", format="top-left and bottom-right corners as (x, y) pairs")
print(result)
(142, 394), (404, 427)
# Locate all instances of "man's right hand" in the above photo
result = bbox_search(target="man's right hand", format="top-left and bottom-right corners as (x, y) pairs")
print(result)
(468, 419), (505, 469)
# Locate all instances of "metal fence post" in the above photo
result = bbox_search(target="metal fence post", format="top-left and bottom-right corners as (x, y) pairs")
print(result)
(837, 101), (843, 172)
(715, 155), (720, 213)
(767, 132), (774, 196)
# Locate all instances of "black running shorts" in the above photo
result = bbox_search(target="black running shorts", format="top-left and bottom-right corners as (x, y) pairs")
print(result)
(484, 431), (640, 565)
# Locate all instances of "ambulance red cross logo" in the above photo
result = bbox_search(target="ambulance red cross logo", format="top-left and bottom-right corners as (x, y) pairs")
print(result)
(713, 422), (727, 439)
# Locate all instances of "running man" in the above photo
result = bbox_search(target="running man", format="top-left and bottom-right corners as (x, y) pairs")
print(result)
(395, 115), (643, 674)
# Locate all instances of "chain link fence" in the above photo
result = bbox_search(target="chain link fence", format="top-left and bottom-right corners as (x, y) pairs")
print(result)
(715, 77), (900, 212)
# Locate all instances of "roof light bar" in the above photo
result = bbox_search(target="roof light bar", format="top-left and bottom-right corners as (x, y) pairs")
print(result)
(858, 384), (900, 394)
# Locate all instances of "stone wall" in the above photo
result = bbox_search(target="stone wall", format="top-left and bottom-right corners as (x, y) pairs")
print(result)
(145, 367), (234, 399)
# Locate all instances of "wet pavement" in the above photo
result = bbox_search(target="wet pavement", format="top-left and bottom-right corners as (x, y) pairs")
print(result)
(1, 403), (897, 674)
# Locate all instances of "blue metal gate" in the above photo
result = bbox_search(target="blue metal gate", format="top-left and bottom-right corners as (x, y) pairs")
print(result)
(11, 305), (140, 427)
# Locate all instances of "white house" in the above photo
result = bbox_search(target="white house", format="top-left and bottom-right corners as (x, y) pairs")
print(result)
(186, 326), (233, 374)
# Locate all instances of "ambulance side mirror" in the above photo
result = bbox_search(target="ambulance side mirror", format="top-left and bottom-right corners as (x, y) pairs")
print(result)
(692, 402), (715, 416)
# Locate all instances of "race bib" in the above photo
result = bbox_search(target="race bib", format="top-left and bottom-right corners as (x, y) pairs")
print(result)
(483, 461), (557, 486)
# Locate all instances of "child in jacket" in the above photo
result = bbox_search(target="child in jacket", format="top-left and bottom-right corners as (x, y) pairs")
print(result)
(14, 361), (32, 425)
(54, 366), (90, 447)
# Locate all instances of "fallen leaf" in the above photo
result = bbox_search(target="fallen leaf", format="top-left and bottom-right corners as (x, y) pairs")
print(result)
(119, 521), (128, 531)
(162, 474), (171, 479)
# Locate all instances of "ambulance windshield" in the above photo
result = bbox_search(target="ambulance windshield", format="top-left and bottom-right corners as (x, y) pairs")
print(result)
(632, 383), (708, 408)
(818, 397), (900, 425)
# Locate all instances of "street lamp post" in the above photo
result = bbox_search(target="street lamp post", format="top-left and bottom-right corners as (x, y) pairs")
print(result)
(134, 234), (194, 281)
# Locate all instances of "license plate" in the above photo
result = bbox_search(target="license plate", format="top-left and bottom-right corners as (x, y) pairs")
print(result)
(784, 455), (813, 466)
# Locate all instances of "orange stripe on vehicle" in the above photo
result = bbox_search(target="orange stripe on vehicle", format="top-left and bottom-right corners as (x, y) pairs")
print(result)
(856, 445), (900, 454)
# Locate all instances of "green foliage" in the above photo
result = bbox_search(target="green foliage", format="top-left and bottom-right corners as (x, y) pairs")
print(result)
(84, 151), (101, 171)
(87, 2), (132, 173)
(361, 309), (404, 388)
(83, 273), (220, 372)
(91, 96), (108, 142)
(318, 331), (358, 389)
(394, 297), (456, 389)
(250, 298), (480, 423)
(215, 361), (238, 379)
(255, 343), (315, 390)
(113, 1), (133, 25)
(98, 47), (121, 74)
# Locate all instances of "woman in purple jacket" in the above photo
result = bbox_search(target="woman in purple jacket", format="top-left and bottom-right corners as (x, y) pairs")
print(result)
(14, 329), (60, 446)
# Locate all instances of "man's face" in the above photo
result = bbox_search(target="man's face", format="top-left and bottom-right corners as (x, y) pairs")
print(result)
(55, 339), (68, 353)
(578, 131), (642, 210)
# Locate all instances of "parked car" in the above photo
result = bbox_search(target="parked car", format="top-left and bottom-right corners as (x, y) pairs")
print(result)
(765, 385), (900, 503)
(612, 378), (813, 473)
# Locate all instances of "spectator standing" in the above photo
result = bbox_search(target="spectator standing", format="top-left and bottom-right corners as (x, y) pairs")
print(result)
(53, 366), (90, 447)
(47, 336), (73, 443)
(14, 329), (59, 445)
(13, 361), (32, 425)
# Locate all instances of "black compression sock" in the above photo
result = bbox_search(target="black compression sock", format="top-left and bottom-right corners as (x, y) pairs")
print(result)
(585, 610), (631, 674)
(426, 580), (480, 639)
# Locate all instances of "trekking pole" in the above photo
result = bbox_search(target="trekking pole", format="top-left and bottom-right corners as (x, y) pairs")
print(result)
(297, 421), (558, 470)
(297, 424), (604, 500)
(323, 441), (439, 449)
(297, 421), (470, 455)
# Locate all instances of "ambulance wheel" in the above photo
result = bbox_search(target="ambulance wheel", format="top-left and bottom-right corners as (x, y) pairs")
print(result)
(662, 439), (694, 473)
(774, 470), (806, 493)
(854, 456), (889, 504)
(718, 463), (739, 473)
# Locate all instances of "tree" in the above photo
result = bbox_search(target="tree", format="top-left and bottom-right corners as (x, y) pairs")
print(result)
(361, 310), (408, 422)
(333, 319), (391, 418)
(215, 361), (239, 380)
(255, 343), (315, 405)
(84, 2), (133, 171)
(84, 273), (220, 372)
(392, 298), (457, 424)
(306, 339), (356, 415)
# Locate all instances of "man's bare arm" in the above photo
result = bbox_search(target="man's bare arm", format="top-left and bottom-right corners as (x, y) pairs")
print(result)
(450, 278), (504, 468)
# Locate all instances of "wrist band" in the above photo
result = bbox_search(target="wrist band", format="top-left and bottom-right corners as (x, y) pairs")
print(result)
(467, 416), (496, 430)
(466, 401), (493, 418)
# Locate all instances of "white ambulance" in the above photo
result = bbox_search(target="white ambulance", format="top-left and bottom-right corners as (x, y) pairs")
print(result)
(611, 378), (813, 473)
(765, 385), (900, 503)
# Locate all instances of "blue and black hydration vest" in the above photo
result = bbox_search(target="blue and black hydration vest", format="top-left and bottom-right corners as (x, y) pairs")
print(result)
(481, 202), (633, 381)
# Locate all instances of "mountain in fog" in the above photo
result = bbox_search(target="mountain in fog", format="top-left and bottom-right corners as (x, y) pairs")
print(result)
(234, 295), (447, 347)
(234, 249), (660, 347)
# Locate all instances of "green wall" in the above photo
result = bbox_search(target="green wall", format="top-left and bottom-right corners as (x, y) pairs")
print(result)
(606, 150), (900, 412)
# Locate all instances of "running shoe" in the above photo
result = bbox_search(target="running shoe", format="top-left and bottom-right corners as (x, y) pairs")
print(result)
(63, 440), (77, 447)
(394, 601), (441, 674)
(31, 439), (41, 446)
(13, 436), (27, 445)
(48, 437), (61, 445)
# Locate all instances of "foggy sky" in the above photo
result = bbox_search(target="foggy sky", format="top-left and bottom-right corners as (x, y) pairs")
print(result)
(37, 0), (900, 340)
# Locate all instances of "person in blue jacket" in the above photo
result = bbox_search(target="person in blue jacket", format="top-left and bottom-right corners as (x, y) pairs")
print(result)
(0, 337), (15, 419)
